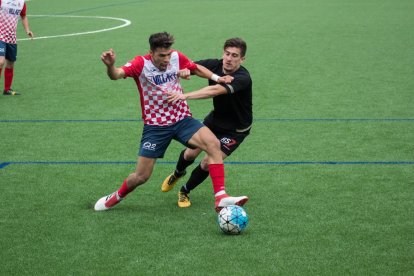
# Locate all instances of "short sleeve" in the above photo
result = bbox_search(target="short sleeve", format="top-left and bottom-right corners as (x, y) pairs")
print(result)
(20, 3), (27, 16)
(121, 56), (145, 78)
(177, 51), (198, 71)
(221, 70), (251, 94)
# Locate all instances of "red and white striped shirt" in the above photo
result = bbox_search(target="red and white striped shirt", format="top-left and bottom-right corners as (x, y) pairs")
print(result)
(0, 0), (26, 44)
(122, 50), (197, 126)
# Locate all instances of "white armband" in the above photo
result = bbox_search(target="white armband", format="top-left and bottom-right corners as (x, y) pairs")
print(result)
(210, 74), (220, 82)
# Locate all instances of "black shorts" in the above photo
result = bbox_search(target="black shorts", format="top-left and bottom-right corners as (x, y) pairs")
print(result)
(204, 122), (250, 156)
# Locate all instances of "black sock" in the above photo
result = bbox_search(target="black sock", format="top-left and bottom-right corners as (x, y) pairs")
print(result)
(180, 164), (209, 194)
(174, 149), (194, 177)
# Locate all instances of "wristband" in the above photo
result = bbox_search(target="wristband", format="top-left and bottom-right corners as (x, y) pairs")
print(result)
(210, 74), (220, 82)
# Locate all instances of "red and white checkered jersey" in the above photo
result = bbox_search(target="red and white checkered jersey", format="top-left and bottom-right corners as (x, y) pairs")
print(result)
(0, 0), (26, 44)
(122, 50), (198, 126)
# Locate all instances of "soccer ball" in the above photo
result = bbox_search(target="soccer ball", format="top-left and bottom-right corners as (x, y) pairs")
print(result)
(217, 205), (248, 235)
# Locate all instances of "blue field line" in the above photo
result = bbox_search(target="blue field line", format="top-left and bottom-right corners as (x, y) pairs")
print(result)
(1, 160), (413, 169)
(255, 118), (414, 122)
(0, 119), (140, 123)
(0, 162), (11, 169)
(1, 118), (414, 123)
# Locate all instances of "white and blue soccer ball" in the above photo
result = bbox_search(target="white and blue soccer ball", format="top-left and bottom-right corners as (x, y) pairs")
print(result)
(217, 205), (248, 235)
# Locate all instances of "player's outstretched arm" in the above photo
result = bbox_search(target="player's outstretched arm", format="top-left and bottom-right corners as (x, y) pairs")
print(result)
(193, 64), (233, 84)
(167, 85), (227, 103)
(101, 49), (125, 80)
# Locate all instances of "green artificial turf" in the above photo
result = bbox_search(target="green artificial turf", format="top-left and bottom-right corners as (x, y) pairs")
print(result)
(0, 0), (413, 274)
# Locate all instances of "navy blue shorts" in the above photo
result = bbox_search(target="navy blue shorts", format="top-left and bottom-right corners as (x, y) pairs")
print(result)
(139, 116), (204, 158)
(0, 41), (17, 62)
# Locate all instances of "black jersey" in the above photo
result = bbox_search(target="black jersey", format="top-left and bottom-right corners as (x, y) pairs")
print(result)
(196, 59), (253, 133)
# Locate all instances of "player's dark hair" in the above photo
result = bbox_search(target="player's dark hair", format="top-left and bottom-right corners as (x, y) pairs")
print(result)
(149, 32), (175, 51)
(224, 37), (247, 57)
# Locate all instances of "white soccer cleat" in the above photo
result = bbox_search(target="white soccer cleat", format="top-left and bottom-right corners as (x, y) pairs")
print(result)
(215, 194), (249, 212)
(94, 192), (122, 211)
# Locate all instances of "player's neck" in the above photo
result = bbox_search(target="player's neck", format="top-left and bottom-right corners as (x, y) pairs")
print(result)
(223, 66), (239, 75)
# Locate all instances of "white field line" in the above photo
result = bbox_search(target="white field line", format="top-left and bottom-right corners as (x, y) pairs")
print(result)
(17, 15), (131, 41)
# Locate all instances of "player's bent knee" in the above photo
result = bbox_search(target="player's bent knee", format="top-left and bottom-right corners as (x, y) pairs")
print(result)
(184, 148), (200, 161)
(205, 139), (220, 153)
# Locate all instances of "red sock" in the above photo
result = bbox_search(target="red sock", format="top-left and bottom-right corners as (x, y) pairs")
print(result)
(4, 67), (13, 91)
(117, 179), (135, 198)
(0, 68), (2, 79)
(208, 163), (226, 195)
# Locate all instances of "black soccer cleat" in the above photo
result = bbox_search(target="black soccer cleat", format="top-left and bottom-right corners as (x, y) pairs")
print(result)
(3, 89), (21, 96)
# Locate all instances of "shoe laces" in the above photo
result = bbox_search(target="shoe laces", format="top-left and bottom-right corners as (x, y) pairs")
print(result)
(168, 175), (178, 185)
(106, 192), (115, 200)
(169, 170), (186, 184)
(106, 192), (120, 202)
(178, 192), (189, 202)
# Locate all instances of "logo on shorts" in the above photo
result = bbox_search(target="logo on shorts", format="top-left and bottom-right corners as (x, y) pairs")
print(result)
(142, 142), (156, 151)
(220, 137), (236, 147)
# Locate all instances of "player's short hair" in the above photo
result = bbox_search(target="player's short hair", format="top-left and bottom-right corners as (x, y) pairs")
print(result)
(149, 32), (175, 51)
(224, 38), (247, 57)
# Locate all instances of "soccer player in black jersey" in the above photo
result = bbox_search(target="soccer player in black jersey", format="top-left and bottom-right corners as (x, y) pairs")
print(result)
(162, 37), (252, 208)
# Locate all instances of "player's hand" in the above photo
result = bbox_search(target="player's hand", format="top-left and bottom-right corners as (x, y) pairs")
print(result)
(167, 91), (186, 103)
(26, 31), (34, 39)
(217, 75), (234, 84)
(101, 49), (116, 66)
(177, 69), (191, 80)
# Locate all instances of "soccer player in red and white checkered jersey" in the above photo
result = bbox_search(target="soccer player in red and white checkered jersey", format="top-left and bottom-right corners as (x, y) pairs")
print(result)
(94, 32), (248, 212)
(0, 0), (34, 95)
